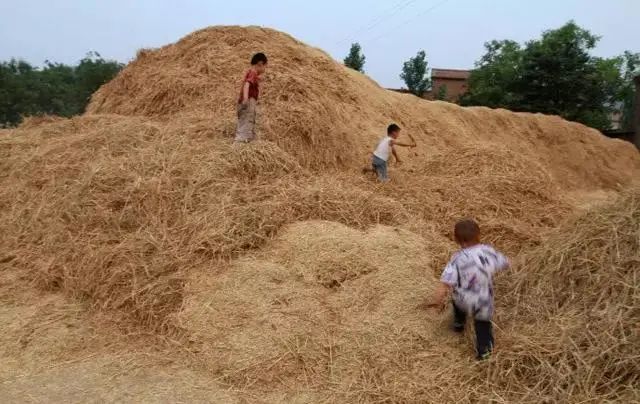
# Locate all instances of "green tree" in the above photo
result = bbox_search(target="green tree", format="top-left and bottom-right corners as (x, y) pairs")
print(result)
(344, 43), (366, 72)
(0, 60), (39, 126)
(400, 50), (430, 96)
(0, 52), (122, 127)
(462, 21), (635, 131)
(514, 22), (608, 127)
(616, 51), (640, 130)
(74, 52), (123, 108)
(461, 40), (522, 107)
(435, 85), (448, 101)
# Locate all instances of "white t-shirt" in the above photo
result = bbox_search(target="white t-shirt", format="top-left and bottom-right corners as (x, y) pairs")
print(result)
(440, 244), (509, 321)
(373, 136), (393, 161)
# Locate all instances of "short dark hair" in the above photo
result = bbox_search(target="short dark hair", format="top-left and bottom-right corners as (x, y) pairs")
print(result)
(454, 219), (480, 243)
(387, 124), (401, 135)
(251, 52), (268, 65)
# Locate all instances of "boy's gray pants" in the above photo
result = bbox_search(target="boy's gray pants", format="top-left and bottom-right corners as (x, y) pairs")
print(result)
(235, 98), (257, 142)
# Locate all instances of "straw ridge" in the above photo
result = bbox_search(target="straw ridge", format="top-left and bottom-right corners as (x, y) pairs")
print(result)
(1, 25), (639, 402)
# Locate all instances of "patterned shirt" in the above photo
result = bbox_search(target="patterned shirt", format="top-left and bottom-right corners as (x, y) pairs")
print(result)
(238, 69), (260, 103)
(440, 244), (509, 321)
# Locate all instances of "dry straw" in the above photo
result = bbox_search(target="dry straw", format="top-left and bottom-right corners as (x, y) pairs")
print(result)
(1, 25), (639, 402)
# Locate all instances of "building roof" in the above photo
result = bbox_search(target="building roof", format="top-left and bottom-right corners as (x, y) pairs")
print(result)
(431, 68), (471, 80)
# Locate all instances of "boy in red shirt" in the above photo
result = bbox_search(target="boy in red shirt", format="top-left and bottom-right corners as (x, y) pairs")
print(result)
(235, 52), (268, 143)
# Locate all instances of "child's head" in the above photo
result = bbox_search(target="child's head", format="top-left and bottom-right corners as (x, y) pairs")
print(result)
(454, 219), (480, 246)
(387, 123), (401, 139)
(251, 52), (268, 74)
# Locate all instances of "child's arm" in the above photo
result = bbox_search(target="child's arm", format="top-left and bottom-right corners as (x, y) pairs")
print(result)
(490, 248), (510, 272)
(421, 258), (457, 311)
(391, 145), (401, 164)
(425, 282), (452, 310)
(391, 134), (417, 148)
(241, 82), (250, 104)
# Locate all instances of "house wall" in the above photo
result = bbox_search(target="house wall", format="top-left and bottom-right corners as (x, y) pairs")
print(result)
(431, 78), (468, 102)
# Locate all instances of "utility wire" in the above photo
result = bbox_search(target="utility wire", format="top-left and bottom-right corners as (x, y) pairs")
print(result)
(365, 0), (454, 44)
(336, 0), (420, 45)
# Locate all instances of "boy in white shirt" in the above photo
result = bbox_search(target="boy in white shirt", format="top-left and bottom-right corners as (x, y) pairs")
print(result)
(428, 219), (510, 360)
(369, 124), (416, 182)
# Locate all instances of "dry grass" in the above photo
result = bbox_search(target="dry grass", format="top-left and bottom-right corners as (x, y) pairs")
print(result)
(177, 191), (640, 403)
(87, 26), (640, 188)
(1, 25), (639, 403)
(0, 115), (408, 332)
(486, 188), (640, 402)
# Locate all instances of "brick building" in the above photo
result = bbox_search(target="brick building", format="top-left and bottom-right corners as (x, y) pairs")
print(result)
(389, 68), (471, 103)
(426, 68), (471, 102)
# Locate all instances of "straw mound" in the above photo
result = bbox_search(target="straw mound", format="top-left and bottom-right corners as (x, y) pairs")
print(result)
(86, 26), (640, 189)
(0, 293), (91, 374)
(0, 283), (240, 403)
(0, 115), (410, 331)
(379, 143), (566, 258)
(179, 220), (447, 394)
(2, 25), (638, 337)
(175, 193), (640, 402)
(2, 24), (640, 402)
(489, 188), (640, 402)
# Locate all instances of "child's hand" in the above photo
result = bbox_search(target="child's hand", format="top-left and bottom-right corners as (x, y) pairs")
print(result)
(408, 134), (417, 148)
(427, 300), (447, 313)
(418, 298), (446, 312)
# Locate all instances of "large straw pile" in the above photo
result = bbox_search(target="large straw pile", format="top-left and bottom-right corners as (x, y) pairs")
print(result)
(175, 190), (640, 402)
(87, 26), (640, 189)
(1, 25), (640, 402)
(487, 188), (640, 402)
(179, 221), (447, 398)
(0, 114), (408, 331)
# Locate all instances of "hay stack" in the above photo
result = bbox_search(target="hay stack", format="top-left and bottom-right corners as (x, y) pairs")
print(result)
(178, 192), (640, 402)
(488, 188), (640, 402)
(86, 26), (640, 189)
(2, 25), (638, 331)
(179, 221), (451, 399)
(0, 115), (409, 331)
(1, 25), (640, 402)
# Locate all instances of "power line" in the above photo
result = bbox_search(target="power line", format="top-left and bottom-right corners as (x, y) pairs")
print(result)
(365, 0), (454, 44)
(336, 0), (420, 45)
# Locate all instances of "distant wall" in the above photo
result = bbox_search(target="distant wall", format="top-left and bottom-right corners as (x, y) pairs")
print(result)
(429, 78), (468, 102)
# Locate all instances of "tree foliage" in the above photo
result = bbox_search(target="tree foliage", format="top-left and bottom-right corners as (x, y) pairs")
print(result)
(344, 43), (366, 72)
(463, 40), (522, 107)
(400, 50), (430, 96)
(0, 52), (122, 127)
(615, 51), (640, 130)
(461, 21), (639, 131)
(435, 85), (448, 101)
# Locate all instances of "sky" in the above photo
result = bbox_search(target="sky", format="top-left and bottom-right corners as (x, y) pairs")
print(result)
(1, 0), (638, 88)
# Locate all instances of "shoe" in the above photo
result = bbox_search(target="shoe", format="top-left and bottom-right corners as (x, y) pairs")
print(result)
(476, 351), (492, 361)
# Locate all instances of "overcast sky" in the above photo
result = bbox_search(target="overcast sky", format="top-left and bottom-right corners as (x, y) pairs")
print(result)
(1, 0), (638, 88)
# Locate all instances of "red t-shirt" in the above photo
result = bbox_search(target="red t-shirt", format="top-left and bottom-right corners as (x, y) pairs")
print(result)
(238, 69), (260, 103)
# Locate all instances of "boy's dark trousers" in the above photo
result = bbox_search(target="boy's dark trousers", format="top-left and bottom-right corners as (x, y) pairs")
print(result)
(452, 302), (494, 359)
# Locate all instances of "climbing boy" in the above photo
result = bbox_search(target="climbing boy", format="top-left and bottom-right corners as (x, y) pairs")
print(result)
(369, 124), (416, 182)
(427, 219), (510, 360)
(235, 52), (268, 143)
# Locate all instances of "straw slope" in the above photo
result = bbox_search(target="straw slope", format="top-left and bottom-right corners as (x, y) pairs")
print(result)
(87, 26), (640, 190)
(489, 188), (640, 402)
(1, 25), (639, 403)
